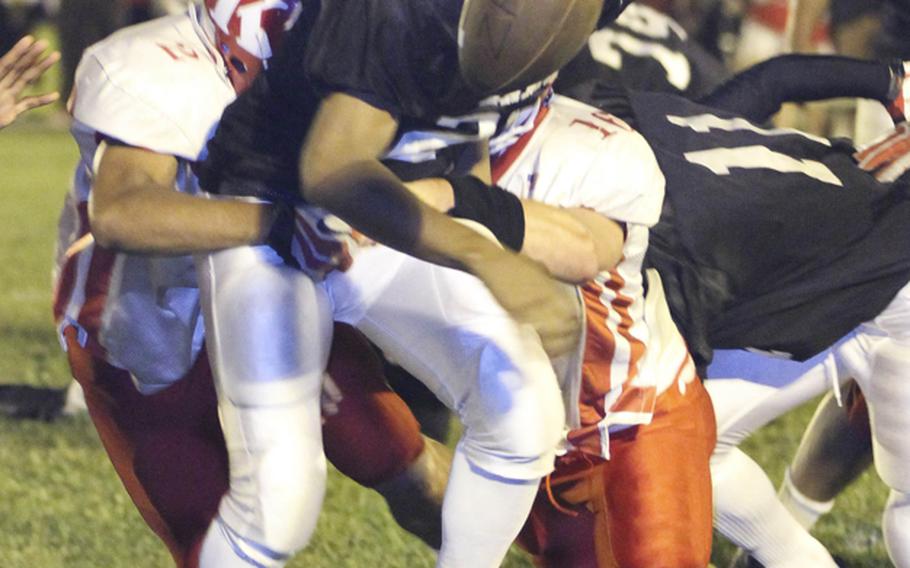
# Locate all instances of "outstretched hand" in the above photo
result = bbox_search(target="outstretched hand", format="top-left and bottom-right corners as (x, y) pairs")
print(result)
(0, 36), (61, 130)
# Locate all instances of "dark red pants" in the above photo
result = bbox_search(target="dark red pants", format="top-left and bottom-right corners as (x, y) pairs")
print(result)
(65, 322), (425, 567)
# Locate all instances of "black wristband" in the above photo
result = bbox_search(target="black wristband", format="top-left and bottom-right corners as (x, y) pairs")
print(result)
(265, 203), (299, 268)
(445, 175), (525, 251)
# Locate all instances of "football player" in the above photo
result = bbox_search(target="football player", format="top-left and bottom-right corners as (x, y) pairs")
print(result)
(191, 2), (609, 567)
(562, 18), (910, 560)
(56, 2), (453, 566)
(372, 30), (908, 568)
(700, 108), (910, 562)
(558, 2), (728, 100)
(401, 89), (713, 567)
(697, 54), (910, 567)
(68, 2), (622, 566)
(626, 60), (910, 568)
(495, 96), (713, 568)
(390, 42), (910, 568)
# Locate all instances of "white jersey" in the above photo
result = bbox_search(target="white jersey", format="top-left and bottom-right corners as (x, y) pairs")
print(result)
(493, 95), (694, 458)
(54, 7), (235, 392)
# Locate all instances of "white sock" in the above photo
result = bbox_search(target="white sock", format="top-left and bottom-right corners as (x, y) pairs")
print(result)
(436, 446), (539, 568)
(198, 517), (288, 568)
(712, 448), (837, 568)
(778, 468), (835, 530)
(884, 490), (910, 567)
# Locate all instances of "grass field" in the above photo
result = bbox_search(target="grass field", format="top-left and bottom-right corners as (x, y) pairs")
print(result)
(0, 124), (893, 567)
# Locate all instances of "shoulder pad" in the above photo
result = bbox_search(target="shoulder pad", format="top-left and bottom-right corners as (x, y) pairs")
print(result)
(511, 95), (665, 226)
(72, 13), (235, 160)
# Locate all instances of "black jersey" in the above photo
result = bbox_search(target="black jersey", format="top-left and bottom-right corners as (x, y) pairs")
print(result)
(631, 91), (910, 365)
(198, 0), (548, 203)
(556, 4), (727, 102)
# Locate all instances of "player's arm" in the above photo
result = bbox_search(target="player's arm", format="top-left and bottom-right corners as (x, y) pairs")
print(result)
(699, 55), (899, 124)
(559, 206), (624, 271)
(90, 143), (275, 254)
(0, 36), (60, 130)
(299, 93), (502, 267)
(299, 93), (580, 356)
(405, 178), (624, 283)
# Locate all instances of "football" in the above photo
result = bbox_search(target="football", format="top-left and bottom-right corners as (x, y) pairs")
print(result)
(458, 0), (603, 94)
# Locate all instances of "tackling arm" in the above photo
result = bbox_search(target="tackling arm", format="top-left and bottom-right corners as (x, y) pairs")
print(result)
(299, 93), (580, 357)
(90, 144), (276, 254)
(299, 93), (506, 269)
(404, 178), (625, 283)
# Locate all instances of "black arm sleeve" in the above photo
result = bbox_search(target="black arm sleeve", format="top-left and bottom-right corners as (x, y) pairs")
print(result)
(445, 175), (526, 252)
(698, 54), (897, 123)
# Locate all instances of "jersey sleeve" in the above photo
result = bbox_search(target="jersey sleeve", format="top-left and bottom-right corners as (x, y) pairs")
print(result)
(524, 99), (666, 227)
(70, 17), (234, 161)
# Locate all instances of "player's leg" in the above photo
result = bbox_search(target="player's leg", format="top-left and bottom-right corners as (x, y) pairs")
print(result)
(331, 245), (567, 567)
(706, 351), (842, 567)
(601, 378), (716, 568)
(884, 489), (910, 566)
(781, 383), (873, 529)
(195, 245), (332, 568)
(858, 336), (910, 567)
(370, 436), (451, 549)
(320, 322), (450, 549)
(516, 377), (715, 567)
(845, 280), (910, 566)
(63, 327), (228, 568)
(712, 447), (837, 568)
(517, 455), (603, 568)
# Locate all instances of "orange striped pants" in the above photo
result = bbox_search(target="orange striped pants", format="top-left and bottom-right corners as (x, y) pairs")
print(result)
(518, 378), (716, 568)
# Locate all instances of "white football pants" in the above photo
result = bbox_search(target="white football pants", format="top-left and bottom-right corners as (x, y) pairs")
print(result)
(195, 242), (569, 568)
(707, 279), (910, 567)
(196, 245), (332, 568)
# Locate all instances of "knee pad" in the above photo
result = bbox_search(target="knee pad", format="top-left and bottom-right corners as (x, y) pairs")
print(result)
(197, 247), (333, 406)
(215, 396), (327, 562)
(460, 340), (565, 481)
(884, 490), (910, 568)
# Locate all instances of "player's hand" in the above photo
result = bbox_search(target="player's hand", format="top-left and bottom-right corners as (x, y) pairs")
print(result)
(472, 248), (581, 357)
(854, 121), (910, 183)
(291, 205), (360, 280)
(0, 36), (60, 130)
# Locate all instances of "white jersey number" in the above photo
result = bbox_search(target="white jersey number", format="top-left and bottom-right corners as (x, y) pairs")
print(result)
(588, 4), (692, 91)
(668, 113), (844, 187)
(684, 146), (843, 186)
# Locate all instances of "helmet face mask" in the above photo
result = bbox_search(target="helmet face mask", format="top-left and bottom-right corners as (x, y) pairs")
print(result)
(204, 0), (299, 93)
